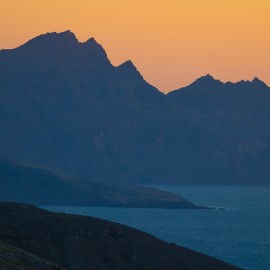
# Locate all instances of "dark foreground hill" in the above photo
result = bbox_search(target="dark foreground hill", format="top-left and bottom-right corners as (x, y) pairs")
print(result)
(0, 203), (242, 270)
(0, 241), (64, 270)
(0, 158), (199, 209)
(0, 31), (270, 184)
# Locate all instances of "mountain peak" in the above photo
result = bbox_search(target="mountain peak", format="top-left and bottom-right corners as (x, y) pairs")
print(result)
(21, 30), (79, 49)
(82, 37), (105, 51)
(202, 74), (215, 79)
(84, 37), (98, 45)
(224, 77), (269, 89)
(119, 60), (136, 69)
(197, 74), (218, 82)
(0, 31), (113, 70)
(251, 77), (267, 87)
(81, 37), (111, 66)
(192, 74), (222, 87)
(117, 60), (143, 79)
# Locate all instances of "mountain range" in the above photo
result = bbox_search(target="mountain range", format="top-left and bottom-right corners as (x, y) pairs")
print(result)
(0, 30), (269, 184)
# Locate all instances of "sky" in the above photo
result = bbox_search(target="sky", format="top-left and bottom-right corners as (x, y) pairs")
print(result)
(0, 0), (269, 93)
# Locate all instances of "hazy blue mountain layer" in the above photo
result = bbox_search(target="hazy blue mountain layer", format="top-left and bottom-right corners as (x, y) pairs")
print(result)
(0, 31), (269, 184)
(0, 158), (198, 208)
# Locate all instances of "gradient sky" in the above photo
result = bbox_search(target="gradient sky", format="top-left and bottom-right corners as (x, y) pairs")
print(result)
(0, 0), (269, 92)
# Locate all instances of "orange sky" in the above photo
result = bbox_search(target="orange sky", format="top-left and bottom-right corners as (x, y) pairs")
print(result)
(0, 0), (269, 92)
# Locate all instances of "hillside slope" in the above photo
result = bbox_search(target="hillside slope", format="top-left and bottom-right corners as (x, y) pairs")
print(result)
(0, 241), (64, 270)
(0, 203), (242, 270)
(0, 158), (198, 208)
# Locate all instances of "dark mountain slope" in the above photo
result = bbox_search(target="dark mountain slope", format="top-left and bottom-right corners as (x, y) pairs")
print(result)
(0, 241), (64, 270)
(0, 203), (242, 270)
(0, 158), (198, 208)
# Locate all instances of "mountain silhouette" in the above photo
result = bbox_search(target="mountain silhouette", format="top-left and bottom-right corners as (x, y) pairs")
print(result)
(0, 31), (270, 184)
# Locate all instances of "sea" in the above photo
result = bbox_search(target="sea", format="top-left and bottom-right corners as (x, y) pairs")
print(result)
(43, 185), (270, 270)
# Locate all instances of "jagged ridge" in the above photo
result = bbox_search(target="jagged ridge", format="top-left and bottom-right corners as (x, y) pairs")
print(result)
(0, 31), (270, 184)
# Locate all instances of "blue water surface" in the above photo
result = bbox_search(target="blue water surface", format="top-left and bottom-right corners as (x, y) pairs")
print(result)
(43, 185), (270, 270)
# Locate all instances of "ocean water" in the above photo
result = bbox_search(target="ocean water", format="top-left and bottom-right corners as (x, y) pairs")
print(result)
(43, 185), (270, 270)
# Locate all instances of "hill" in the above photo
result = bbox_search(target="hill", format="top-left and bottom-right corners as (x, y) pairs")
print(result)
(0, 241), (64, 270)
(0, 202), (242, 270)
(0, 158), (198, 208)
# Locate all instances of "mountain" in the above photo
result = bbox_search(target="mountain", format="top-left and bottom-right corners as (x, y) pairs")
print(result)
(0, 31), (171, 183)
(0, 31), (270, 184)
(167, 75), (270, 183)
(0, 202), (242, 270)
(0, 158), (199, 209)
